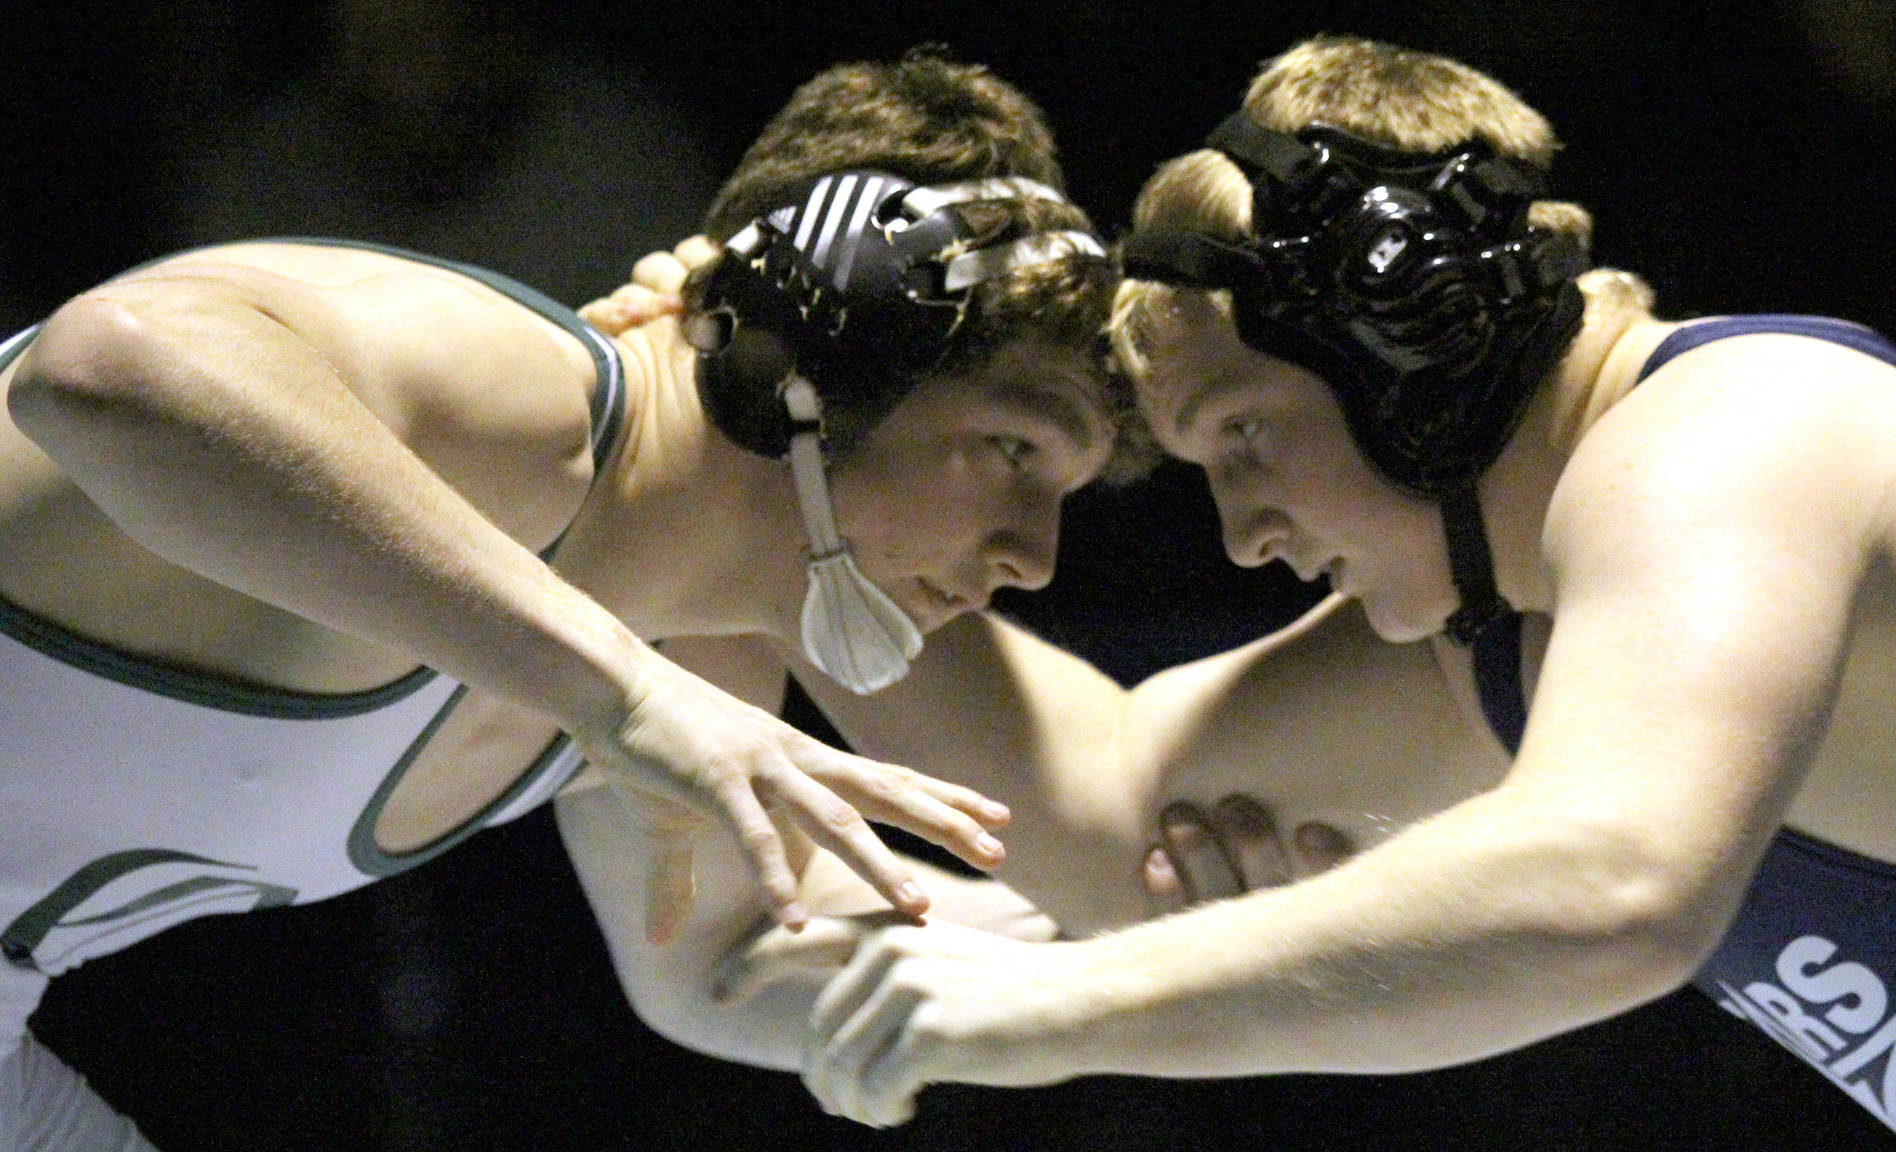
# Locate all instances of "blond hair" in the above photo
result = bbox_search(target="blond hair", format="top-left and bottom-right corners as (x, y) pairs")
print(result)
(1114, 35), (1603, 386)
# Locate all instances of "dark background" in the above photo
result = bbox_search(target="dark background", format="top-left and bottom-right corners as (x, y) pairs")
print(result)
(8, 1), (1896, 1148)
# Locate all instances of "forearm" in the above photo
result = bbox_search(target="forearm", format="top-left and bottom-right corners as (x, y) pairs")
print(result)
(788, 613), (1127, 795)
(10, 283), (641, 730)
(559, 783), (1053, 1071)
(557, 782), (805, 1068)
(1044, 789), (1712, 1078)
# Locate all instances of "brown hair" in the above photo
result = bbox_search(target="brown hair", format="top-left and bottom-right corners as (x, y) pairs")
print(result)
(694, 50), (1153, 479)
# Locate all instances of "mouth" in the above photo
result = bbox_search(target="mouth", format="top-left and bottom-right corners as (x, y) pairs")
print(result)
(1281, 552), (1326, 584)
(916, 577), (976, 620)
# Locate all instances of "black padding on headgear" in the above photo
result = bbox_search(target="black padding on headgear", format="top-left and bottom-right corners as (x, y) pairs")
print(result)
(1122, 113), (1591, 498)
(694, 171), (1097, 458)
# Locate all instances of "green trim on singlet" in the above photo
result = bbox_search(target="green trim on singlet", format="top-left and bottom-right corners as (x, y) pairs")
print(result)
(0, 587), (442, 719)
(259, 237), (627, 453)
(343, 683), (579, 878)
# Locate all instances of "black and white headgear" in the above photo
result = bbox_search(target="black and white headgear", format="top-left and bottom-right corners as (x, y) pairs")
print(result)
(688, 170), (1105, 694)
(689, 170), (1106, 458)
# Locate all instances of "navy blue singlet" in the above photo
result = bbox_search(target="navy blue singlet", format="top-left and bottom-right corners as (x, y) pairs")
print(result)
(1471, 315), (1896, 1129)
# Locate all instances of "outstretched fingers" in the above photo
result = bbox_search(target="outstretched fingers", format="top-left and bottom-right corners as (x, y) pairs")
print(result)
(713, 911), (911, 1004)
(803, 749), (1010, 873)
(710, 771), (812, 931)
(750, 760), (932, 922)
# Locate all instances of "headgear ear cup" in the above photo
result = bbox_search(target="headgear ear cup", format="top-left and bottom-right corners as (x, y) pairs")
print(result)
(695, 324), (799, 458)
(1122, 113), (1589, 643)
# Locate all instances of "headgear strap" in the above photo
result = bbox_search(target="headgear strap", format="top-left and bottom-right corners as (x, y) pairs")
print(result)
(1123, 114), (1590, 644)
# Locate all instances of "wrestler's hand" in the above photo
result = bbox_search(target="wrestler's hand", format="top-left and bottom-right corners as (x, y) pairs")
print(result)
(712, 910), (916, 1004)
(577, 236), (720, 336)
(716, 882), (1057, 1005)
(803, 920), (1090, 1127)
(1143, 796), (1353, 913)
(578, 657), (1010, 943)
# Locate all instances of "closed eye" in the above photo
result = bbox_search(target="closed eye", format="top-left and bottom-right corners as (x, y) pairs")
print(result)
(989, 435), (1035, 467)
(1222, 416), (1272, 458)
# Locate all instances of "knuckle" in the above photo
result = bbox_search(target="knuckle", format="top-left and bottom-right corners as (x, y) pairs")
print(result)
(736, 822), (780, 853)
(818, 801), (871, 837)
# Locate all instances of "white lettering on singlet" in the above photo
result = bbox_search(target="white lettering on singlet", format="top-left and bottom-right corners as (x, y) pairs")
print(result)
(1715, 934), (1896, 1129)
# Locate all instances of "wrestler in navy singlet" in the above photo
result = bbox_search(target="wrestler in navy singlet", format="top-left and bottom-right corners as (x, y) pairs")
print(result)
(1470, 314), (1896, 1130)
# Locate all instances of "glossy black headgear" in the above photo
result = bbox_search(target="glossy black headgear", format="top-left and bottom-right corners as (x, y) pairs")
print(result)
(1123, 112), (1590, 496)
(690, 170), (1104, 459)
(1121, 113), (1591, 641)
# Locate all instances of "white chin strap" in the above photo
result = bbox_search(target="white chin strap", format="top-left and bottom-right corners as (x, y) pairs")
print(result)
(783, 376), (923, 694)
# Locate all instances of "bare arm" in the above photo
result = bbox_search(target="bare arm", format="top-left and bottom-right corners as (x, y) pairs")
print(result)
(5, 243), (1005, 934)
(799, 337), (1896, 1125)
(558, 633), (1050, 1069)
(9, 256), (638, 725)
(801, 594), (1495, 934)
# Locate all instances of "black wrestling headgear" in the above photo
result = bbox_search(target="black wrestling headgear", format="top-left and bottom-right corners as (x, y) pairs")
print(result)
(690, 170), (1105, 459)
(1121, 113), (1590, 642)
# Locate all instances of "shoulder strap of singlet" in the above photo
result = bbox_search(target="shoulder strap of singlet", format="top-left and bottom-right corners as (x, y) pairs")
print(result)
(1, 237), (627, 548)
(0, 325), (41, 372)
(1471, 612), (1528, 754)
(270, 237), (628, 478)
(1638, 314), (1896, 382)
(1469, 313), (1896, 755)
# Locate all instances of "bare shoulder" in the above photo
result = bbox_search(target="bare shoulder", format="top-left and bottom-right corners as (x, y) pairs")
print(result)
(108, 241), (598, 421)
(1130, 594), (1441, 726)
(1550, 329), (1896, 576)
(115, 241), (604, 534)
(1535, 328), (1896, 796)
(1123, 595), (1506, 845)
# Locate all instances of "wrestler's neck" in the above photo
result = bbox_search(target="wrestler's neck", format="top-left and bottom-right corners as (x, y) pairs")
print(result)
(1472, 271), (1673, 617)
(553, 320), (806, 643)
(1545, 269), (1681, 455)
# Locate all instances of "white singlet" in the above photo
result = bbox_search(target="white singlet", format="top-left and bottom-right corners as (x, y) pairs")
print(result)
(0, 241), (625, 1148)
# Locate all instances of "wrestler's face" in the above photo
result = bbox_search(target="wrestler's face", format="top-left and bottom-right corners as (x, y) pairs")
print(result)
(828, 339), (1114, 634)
(1137, 294), (1457, 642)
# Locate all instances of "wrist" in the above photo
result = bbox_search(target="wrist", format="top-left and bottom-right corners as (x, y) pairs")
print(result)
(1017, 936), (1150, 1079)
(1046, 925), (1227, 1079)
(518, 583), (659, 737)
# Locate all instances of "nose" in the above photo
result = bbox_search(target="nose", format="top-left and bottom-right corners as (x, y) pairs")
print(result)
(988, 494), (1062, 592)
(1218, 501), (1292, 568)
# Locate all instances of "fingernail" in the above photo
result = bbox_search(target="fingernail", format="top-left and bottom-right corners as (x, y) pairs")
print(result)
(982, 800), (1012, 825)
(976, 833), (1005, 860)
(898, 880), (925, 908)
(780, 902), (808, 932)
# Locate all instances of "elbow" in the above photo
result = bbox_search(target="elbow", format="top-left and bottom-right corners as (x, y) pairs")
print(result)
(619, 954), (803, 1073)
(602, 925), (721, 1052)
(621, 965), (708, 1051)
(7, 286), (228, 447)
(9, 294), (160, 439)
(1538, 833), (1731, 1007)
